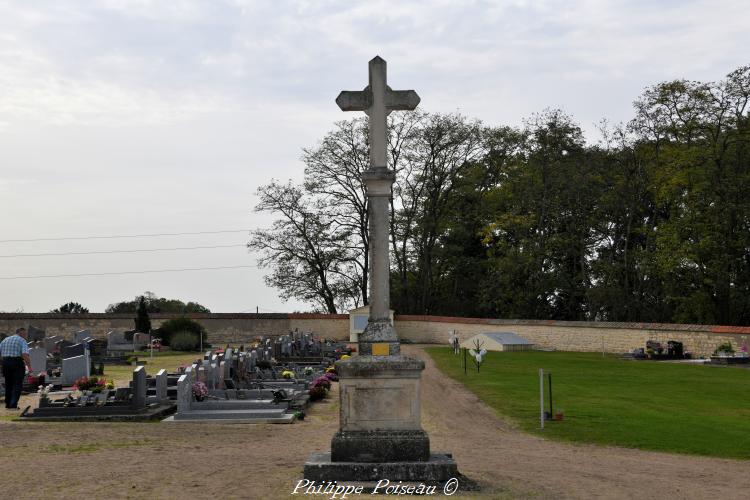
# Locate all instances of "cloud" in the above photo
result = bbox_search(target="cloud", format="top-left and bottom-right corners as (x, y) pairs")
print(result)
(0, 0), (747, 312)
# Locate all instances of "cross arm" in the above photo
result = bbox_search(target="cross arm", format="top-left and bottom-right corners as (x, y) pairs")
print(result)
(336, 90), (372, 112)
(385, 89), (420, 111)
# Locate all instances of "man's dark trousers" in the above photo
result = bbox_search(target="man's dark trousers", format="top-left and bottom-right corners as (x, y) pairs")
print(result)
(2, 357), (24, 408)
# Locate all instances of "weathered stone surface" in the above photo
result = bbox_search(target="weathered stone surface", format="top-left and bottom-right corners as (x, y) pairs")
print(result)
(331, 429), (430, 462)
(28, 346), (47, 373)
(358, 319), (400, 356)
(155, 369), (168, 403)
(304, 452), (457, 482)
(335, 355), (424, 377)
(131, 365), (147, 409)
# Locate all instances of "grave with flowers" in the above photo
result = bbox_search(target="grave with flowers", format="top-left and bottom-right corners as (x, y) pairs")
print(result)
(161, 343), (344, 423)
(22, 365), (175, 421)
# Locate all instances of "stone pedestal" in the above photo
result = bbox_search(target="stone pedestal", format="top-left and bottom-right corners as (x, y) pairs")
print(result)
(304, 354), (457, 482)
(332, 355), (427, 462)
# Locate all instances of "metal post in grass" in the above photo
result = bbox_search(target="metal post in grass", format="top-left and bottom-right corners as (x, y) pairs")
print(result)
(548, 372), (553, 418)
(539, 368), (544, 430)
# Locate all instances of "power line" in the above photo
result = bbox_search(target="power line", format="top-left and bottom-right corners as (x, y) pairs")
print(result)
(0, 229), (252, 244)
(0, 244), (248, 258)
(0, 265), (258, 280)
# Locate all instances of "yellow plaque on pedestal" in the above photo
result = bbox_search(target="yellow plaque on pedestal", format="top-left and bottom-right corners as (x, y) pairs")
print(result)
(372, 343), (390, 356)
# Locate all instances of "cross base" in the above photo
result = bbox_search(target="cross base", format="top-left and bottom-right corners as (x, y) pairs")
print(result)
(303, 452), (458, 483)
(358, 319), (399, 356)
(331, 429), (430, 462)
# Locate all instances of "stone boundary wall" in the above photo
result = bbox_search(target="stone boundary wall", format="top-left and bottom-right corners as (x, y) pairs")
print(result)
(1, 313), (747, 357)
(395, 316), (750, 357)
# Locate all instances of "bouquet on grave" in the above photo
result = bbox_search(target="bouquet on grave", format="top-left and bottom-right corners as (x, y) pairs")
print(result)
(308, 385), (327, 402)
(192, 381), (209, 401)
(37, 384), (53, 403)
(310, 375), (331, 391)
(304, 366), (314, 376)
(73, 376), (114, 393)
(280, 370), (295, 379)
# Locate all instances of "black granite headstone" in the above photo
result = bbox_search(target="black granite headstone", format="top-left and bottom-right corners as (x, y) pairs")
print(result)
(62, 343), (85, 359)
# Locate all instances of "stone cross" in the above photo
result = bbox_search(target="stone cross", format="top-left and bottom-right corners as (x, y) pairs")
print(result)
(337, 56), (420, 356)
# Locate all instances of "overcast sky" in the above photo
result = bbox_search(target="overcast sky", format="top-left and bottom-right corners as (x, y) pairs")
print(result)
(1, 0), (747, 313)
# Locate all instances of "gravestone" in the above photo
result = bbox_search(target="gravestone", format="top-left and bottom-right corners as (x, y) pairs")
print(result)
(85, 338), (108, 358)
(74, 330), (92, 343)
(217, 361), (226, 390)
(211, 363), (220, 389)
(131, 366), (147, 409)
(132, 332), (149, 348)
(155, 369), (168, 404)
(43, 335), (62, 352)
(108, 330), (126, 344)
(176, 366), (194, 411)
(28, 325), (46, 342)
(304, 56), (458, 484)
(62, 343), (85, 359)
(61, 354), (89, 385)
(55, 339), (73, 353)
(29, 346), (48, 373)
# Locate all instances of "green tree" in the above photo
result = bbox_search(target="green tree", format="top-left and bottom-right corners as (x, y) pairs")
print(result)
(134, 296), (151, 333)
(106, 292), (210, 314)
(50, 302), (89, 314)
(157, 317), (206, 348)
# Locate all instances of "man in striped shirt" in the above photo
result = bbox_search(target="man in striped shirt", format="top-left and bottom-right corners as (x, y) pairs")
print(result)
(1, 327), (31, 409)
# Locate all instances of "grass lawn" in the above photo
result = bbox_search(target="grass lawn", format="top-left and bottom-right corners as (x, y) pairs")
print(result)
(102, 351), (203, 386)
(426, 347), (750, 459)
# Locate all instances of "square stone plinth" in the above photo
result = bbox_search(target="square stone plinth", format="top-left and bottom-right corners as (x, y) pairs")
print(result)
(335, 355), (424, 432)
(304, 452), (458, 483)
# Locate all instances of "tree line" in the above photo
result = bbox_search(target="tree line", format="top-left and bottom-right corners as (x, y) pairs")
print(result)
(250, 65), (750, 325)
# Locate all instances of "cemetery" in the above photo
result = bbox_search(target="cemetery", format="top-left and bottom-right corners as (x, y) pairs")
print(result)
(14, 328), (347, 424)
(1, 3), (748, 494)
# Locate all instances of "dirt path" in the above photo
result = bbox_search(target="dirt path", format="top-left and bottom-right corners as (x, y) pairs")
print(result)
(406, 345), (748, 499)
(0, 346), (746, 499)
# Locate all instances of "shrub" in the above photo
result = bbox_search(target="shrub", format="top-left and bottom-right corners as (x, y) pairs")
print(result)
(714, 342), (734, 355)
(170, 331), (201, 351)
(158, 317), (206, 347)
